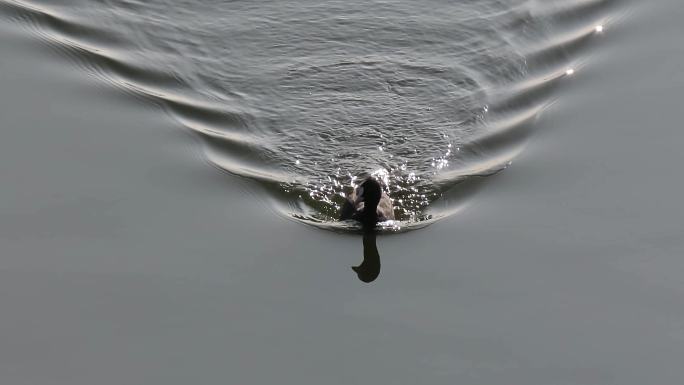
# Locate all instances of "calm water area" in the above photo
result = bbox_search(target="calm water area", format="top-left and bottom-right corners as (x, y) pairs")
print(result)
(1, 0), (684, 384)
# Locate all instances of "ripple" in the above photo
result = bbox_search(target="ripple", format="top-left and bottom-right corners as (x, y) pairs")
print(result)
(0, 0), (623, 231)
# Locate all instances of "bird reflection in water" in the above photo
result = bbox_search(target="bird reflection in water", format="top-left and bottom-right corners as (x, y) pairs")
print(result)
(353, 230), (381, 283)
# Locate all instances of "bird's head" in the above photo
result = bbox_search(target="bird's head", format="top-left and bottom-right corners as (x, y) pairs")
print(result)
(354, 177), (382, 209)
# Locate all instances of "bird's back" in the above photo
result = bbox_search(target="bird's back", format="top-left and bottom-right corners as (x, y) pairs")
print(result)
(377, 192), (395, 221)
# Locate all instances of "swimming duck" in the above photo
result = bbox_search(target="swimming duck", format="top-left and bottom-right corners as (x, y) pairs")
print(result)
(339, 177), (395, 228)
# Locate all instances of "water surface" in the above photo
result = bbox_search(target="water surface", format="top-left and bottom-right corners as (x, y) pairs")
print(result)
(1, 0), (619, 230)
(4, 0), (684, 384)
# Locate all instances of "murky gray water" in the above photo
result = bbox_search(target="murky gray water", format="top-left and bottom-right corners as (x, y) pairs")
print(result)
(1, 0), (617, 229)
(2, 0), (684, 384)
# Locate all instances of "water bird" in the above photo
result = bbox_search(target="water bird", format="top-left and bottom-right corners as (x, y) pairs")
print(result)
(339, 177), (392, 283)
(339, 176), (395, 228)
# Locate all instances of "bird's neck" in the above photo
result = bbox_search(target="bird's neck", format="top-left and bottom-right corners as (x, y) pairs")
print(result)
(361, 203), (378, 224)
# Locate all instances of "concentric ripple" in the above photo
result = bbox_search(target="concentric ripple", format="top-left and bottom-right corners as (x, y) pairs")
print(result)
(0, 0), (622, 232)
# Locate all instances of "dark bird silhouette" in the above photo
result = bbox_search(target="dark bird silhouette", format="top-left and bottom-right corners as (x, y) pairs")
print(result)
(339, 177), (394, 228)
(340, 177), (393, 283)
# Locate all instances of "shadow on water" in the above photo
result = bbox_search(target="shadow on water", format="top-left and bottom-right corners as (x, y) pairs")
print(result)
(352, 230), (381, 283)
